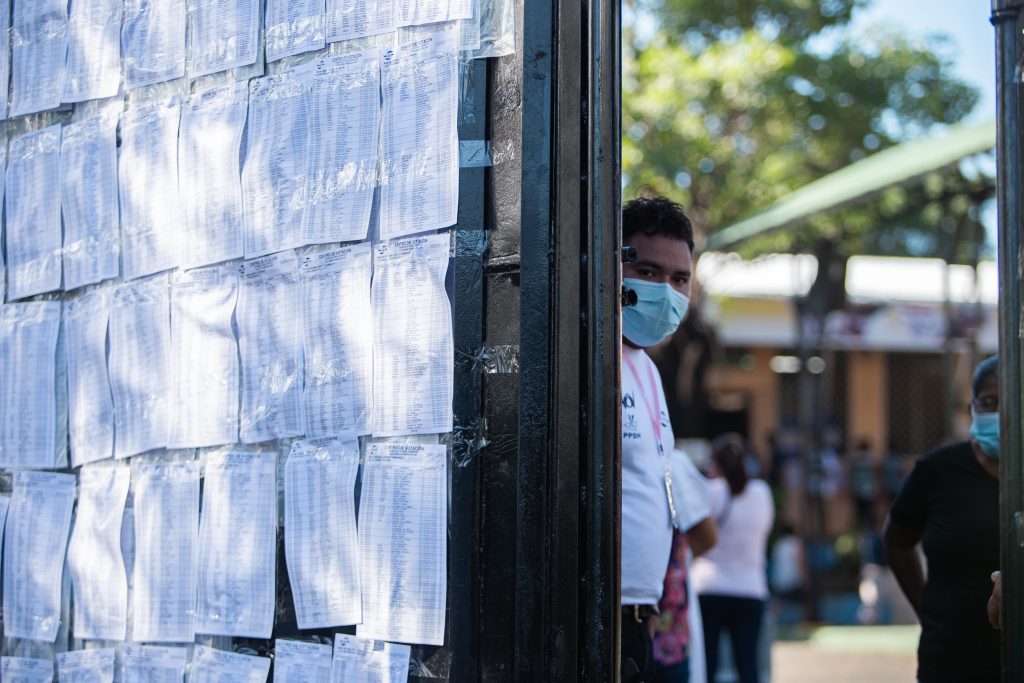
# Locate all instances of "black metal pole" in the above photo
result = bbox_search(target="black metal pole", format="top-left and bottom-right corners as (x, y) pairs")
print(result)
(991, 1), (1024, 680)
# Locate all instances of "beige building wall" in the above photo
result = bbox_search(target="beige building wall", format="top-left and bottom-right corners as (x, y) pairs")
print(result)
(846, 351), (888, 461)
(707, 347), (779, 462)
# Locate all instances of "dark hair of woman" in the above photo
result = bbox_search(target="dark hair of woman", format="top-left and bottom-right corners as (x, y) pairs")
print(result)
(712, 433), (749, 496)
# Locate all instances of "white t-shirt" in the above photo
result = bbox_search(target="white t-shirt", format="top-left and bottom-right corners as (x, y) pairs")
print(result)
(691, 478), (774, 600)
(621, 346), (675, 605)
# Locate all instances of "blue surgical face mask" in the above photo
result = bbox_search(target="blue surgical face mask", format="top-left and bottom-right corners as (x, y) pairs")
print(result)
(622, 278), (690, 348)
(970, 408), (1000, 460)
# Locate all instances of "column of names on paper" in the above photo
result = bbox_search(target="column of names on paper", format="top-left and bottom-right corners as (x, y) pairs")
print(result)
(357, 443), (447, 645)
(284, 438), (361, 629)
(195, 450), (277, 638)
(67, 464), (130, 641)
(131, 459), (200, 643)
(237, 251), (305, 443)
(0, 302), (62, 469)
(2, 471), (76, 642)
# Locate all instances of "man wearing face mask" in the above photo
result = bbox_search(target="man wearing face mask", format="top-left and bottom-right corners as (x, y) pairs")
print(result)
(883, 355), (1000, 683)
(619, 197), (694, 682)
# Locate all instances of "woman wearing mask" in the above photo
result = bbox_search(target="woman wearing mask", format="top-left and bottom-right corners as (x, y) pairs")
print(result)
(691, 435), (774, 683)
(883, 356), (1000, 683)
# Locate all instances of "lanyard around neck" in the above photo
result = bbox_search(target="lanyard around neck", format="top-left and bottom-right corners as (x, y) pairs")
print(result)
(623, 351), (678, 525)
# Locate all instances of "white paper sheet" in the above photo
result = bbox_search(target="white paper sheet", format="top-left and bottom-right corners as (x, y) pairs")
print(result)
(57, 648), (116, 683)
(379, 33), (459, 239)
(326, 0), (394, 42)
(264, 0), (325, 63)
(371, 234), (453, 436)
(67, 464), (130, 642)
(63, 0), (122, 102)
(64, 290), (116, 466)
(330, 633), (411, 683)
(186, 0), (260, 78)
(168, 265), (239, 448)
(190, 646), (271, 683)
(284, 439), (361, 629)
(242, 65), (312, 258)
(5, 125), (63, 300)
(0, 302), (62, 469)
(458, 0), (481, 51)
(301, 244), (373, 438)
(178, 84), (248, 269)
(397, 0), (470, 29)
(62, 294), (111, 467)
(61, 114), (121, 290)
(121, 0), (186, 88)
(195, 450), (277, 638)
(237, 251), (304, 443)
(131, 459), (200, 643)
(3, 471), (76, 642)
(10, 0), (68, 116)
(119, 645), (187, 682)
(303, 51), (380, 246)
(119, 101), (182, 280)
(357, 443), (447, 646)
(273, 640), (332, 683)
(0, 3), (10, 120)
(108, 275), (171, 459)
(1, 657), (54, 683)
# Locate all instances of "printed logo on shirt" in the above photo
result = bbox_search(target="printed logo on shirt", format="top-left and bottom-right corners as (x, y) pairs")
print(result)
(624, 413), (638, 433)
(622, 392), (635, 410)
(660, 409), (669, 429)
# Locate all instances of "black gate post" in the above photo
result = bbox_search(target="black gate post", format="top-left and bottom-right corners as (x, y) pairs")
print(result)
(991, 1), (1024, 680)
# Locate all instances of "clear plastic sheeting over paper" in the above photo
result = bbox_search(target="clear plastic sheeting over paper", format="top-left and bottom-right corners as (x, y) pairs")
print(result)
(0, 302), (63, 469)
(195, 449), (277, 638)
(61, 113), (121, 290)
(284, 438), (361, 629)
(64, 289), (116, 466)
(301, 244), (373, 438)
(66, 463), (130, 641)
(119, 644), (188, 680)
(168, 265), (240, 449)
(2, 471), (76, 642)
(1, 656), (54, 682)
(303, 50), (381, 245)
(10, 0), (69, 116)
(186, 0), (261, 78)
(326, 0), (395, 43)
(109, 275), (171, 459)
(130, 458), (200, 643)
(372, 234), (454, 437)
(264, 0), (325, 64)
(236, 251), (304, 443)
(121, 0), (186, 88)
(56, 647), (116, 682)
(274, 639), (332, 682)
(331, 633), (412, 682)
(179, 84), (248, 269)
(62, 0), (122, 103)
(357, 443), (447, 646)
(191, 645), (271, 682)
(5, 125), (63, 301)
(119, 100), (182, 281)
(379, 32), (459, 240)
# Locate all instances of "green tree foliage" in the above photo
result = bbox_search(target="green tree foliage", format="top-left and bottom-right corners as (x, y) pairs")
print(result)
(623, 0), (986, 257)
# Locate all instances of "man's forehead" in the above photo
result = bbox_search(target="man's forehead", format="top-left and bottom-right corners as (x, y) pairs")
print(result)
(629, 233), (692, 270)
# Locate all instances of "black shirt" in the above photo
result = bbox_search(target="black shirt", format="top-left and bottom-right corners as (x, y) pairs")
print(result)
(890, 441), (1000, 683)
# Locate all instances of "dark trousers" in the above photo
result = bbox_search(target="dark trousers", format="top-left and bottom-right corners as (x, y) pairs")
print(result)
(621, 612), (654, 681)
(699, 594), (765, 683)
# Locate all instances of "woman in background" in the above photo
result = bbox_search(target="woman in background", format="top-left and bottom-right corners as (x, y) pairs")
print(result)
(691, 434), (774, 683)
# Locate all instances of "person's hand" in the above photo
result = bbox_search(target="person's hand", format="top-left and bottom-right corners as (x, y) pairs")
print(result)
(988, 571), (1002, 630)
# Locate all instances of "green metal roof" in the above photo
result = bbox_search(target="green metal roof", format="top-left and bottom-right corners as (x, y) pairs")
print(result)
(706, 119), (996, 250)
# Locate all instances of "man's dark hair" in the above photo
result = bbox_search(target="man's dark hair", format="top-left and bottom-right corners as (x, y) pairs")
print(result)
(622, 196), (695, 252)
